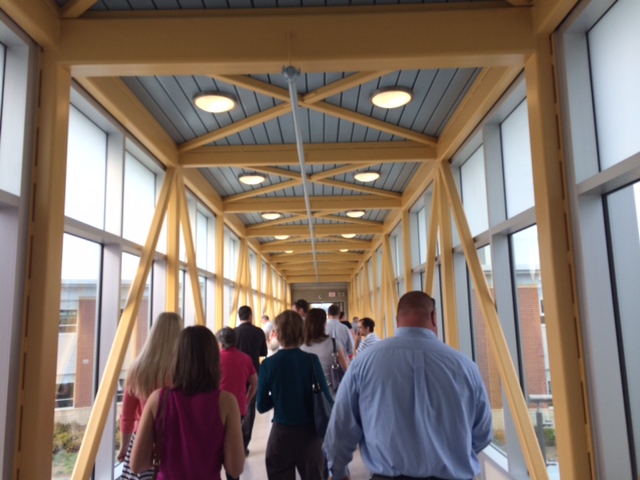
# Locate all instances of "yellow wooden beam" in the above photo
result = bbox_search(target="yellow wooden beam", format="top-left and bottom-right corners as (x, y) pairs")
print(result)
(179, 103), (291, 152)
(303, 71), (391, 104)
(261, 240), (370, 253)
(60, 0), (98, 18)
(166, 171), (181, 312)
(525, 36), (594, 480)
(245, 166), (303, 180)
(181, 142), (435, 167)
(177, 173), (206, 326)
(316, 214), (384, 228)
(402, 209), (414, 293)
(313, 178), (402, 199)
(309, 161), (379, 181)
(246, 224), (382, 237)
(271, 253), (361, 264)
(223, 179), (303, 203)
(77, 77), (179, 168)
(215, 208), (225, 331)
(71, 169), (176, 480)
(306, 101), (437, 146)
(229, 240), (248, 327)
(225, 195), (402, 213)
(211, 74), (293, 102)
(533, 0), (579, 36)
(439, 161), (548, 480)
(424, 183), (439, 296)
(286, 275), (351, 283)
(363, 259), (373, 318)
(14, 50), (70, 480)
(436, 167), (459, 349)
(249, 214), (307, 230)
(0, 0), (59, 47)
(59, 6), (534, 76)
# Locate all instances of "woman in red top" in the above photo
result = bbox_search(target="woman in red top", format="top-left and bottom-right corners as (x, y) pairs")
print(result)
(118, 312), (183, 480)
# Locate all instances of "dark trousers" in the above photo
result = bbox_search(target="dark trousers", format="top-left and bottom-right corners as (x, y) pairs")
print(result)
(265, 423), (324, 480)
(242, 397), (256, 450)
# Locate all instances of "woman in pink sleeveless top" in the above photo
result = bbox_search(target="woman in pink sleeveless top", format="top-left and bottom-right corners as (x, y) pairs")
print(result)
(130, 326), (245, 479)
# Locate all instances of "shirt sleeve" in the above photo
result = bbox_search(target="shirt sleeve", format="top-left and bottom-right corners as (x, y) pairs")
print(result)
(120, 389), (140, 435)
(323, 364), (362, 479)
(471, 370), (493, 453)
(256, 361), (273, 413)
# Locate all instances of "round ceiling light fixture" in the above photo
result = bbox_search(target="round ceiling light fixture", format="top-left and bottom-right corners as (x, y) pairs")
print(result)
(371, 87), (413, 109)
(261, 212), (282, 220)
(339, 249), (349, 252)
(341, 233), (356, 239)
(284, 250), (294, 254)
(274, 235), (290, 240)
(354, 171), (380, 183)
(193, 91), (237, 113)
(346, 210), (366, 218)
(238, 173), (266, 185)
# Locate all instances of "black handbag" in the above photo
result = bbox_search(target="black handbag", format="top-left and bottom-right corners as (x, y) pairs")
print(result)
(309, 354), (332, 438)
(330, 337), (345, 393)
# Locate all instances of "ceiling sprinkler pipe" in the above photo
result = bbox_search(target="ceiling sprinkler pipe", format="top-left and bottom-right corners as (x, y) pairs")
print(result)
(283, 65), (320, 283)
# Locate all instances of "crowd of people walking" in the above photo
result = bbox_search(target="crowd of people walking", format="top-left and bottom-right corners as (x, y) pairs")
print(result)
(119, 292), (492, 480)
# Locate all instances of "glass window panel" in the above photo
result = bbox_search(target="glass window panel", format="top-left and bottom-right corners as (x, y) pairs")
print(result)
(468, 245), (506, 451)
(54, 234), (101, 478)
(116, 252), (152, 462)
(588, 0), (640, 169)
(196, 211), (208, 270)
(501, 101), (535, 218)
(605, 181), (640, 469)
(461, 148), (489, 236)
(64, 107), (107, 229)
(122, 153), (156, 245)
(417, 207), (427, 265)
(511, 226), (557, 469)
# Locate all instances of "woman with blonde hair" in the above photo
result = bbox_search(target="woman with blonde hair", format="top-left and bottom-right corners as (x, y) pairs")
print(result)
(118, 311), (183, 480)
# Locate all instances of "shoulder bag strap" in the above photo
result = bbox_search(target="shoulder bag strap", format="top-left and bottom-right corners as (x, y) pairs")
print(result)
(152, 388), (169, 479)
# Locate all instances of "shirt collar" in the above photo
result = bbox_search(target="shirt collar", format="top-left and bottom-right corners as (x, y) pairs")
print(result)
(395, 327), (437, 339)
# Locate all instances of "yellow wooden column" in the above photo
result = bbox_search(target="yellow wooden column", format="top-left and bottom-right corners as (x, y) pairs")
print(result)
(215, 212), (224, 330)
(165, 167), (180, 311)
(371, 250), (379, 318)
(436, 167), (459, 349)
(402, 209), (414, 293)
(363, 260), (373, 318)
(525, 36), (594, 480)
(256, 254), (263, 315)
(14, 50), (71, 480)
(424, 182), (439, 296)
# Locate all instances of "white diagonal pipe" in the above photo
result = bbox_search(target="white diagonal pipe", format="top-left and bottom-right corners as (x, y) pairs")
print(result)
(283, 65), (320, 283)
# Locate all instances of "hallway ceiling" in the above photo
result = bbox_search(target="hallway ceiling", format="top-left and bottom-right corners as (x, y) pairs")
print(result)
(51, 0), (539, 284)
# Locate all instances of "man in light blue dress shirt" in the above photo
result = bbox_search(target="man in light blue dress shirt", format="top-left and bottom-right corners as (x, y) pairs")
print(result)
(323, 291), (493, 480)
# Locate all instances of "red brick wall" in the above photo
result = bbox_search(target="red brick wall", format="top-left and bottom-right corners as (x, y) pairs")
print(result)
(470, 285), (548, 410)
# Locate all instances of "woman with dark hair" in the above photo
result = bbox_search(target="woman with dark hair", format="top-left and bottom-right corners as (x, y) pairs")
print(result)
(257, 311), (333, 480)
(130, 326), (244, 479)
(301, 308), (349, 398)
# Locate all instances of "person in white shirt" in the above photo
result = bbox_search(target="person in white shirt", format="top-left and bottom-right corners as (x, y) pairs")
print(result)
(355, 317), (381, 355)
(325, 304), (354, 357)
(261, 315), (274, 340)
